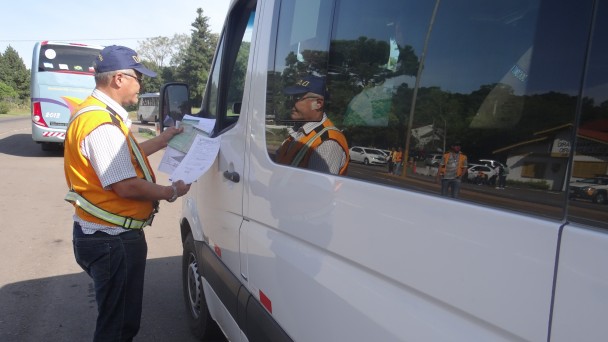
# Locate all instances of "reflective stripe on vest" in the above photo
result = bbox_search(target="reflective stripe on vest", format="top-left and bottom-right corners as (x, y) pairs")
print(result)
(65, 105), (156, 229)
(291, 126), (342, 166)
(65, 190), (155, 229)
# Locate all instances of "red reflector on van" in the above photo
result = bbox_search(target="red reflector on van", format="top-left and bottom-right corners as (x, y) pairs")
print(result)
(259, 290), (272, 313)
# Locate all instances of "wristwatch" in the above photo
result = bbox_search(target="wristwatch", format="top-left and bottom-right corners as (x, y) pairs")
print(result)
(168, 183), (178, 203)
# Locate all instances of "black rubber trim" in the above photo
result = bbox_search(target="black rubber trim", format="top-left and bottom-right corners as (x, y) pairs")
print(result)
(198, 241), (241, 321)
(245, 295), (292, 342)
(195, 240), (292, 342)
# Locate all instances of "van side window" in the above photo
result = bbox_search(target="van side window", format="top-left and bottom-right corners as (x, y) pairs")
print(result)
(567, 1), (608, 229)
(202, 2), (255, 135)
(265, 0), (604, 223)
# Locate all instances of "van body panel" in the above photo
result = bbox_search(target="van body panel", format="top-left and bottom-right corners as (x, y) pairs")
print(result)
(194, 152), (245, 282)
(550, 225), (608, 342)
(246, 137), (558, 341)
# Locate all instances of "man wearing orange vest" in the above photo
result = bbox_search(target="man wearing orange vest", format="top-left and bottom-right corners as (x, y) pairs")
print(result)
(437, 141), (468, 198)
(64, 45), (190, 341)
(275, 75), (349, 175)
(392, 147), (403, 175)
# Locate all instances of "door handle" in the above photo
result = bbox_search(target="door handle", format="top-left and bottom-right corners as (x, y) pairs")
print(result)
(223, 170), (240, 183)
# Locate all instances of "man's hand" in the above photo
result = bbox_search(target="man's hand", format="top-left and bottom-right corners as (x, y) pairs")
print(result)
(173, 180), (191, 198)
(140, 126), (185, 155)
(159, 126), (184, 146)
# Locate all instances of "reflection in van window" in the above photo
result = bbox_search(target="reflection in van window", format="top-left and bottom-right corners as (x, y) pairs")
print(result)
(567, 0), (608, 229)
(265, 0), (604, 223)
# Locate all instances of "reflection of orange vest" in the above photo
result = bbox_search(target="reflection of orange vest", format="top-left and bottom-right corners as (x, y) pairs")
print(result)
(439, 152), (467, 178)
(276, 118), (349, 175)
(64, 96), (156, 226)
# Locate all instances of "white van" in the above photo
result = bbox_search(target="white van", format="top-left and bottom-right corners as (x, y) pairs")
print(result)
(160, 0), (608, 341)
(136, 92), (159, 124)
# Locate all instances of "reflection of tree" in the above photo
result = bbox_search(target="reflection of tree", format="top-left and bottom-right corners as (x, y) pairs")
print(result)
(272, 37), (421, 141)
(266, 35), (595, 161)
(470, 83), (524, 128)
(341, 81), (583, 160)
(277, 37), (420, 115)
(227, 42), (250, 106)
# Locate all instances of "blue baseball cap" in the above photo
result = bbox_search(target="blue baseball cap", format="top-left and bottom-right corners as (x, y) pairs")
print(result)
(283, 75), (326, 97)
(94, 45), (157, 77)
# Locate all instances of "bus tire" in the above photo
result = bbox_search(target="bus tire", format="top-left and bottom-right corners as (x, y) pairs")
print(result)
(41, 142), (57, 151)
(182, 233), (222, 340)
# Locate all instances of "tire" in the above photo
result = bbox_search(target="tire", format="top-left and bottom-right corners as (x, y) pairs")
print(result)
(364, 158), (369, 165)
(593, 191), (607, 205)
(41, 142), (53, 151)
(182, 233), (222, 340)
(41, 142), (60, 151)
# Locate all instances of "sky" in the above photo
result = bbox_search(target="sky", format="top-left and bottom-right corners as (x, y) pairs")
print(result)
(0, 0), (231, 69)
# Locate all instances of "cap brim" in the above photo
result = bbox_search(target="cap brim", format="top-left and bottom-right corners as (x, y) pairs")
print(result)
(134, 66), (157, 78)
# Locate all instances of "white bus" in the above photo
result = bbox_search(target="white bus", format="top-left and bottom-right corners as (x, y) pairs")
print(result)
(136, 92), (159, 124)
(30, 41), (103, 151)
(161, 0), (608, 340)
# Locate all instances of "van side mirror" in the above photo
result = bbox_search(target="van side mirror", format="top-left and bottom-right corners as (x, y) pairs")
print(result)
(159, 83), (191, 132)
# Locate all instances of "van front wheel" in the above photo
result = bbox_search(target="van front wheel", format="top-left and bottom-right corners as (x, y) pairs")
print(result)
(182, 233), (222, 340)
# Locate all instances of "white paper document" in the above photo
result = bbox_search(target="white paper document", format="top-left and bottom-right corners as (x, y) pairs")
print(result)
(158, 146), (185, 175)
(169, 135), (221, 184)
(158, 115), (220, 183)
(182, 114), (216, 135)
(168, 122), (207, 153)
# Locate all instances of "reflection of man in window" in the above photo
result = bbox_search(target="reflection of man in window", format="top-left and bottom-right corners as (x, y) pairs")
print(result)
(275, 75), (349, 175)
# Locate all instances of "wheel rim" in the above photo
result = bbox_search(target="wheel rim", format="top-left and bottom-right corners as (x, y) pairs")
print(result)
(186, 252), (202, 319)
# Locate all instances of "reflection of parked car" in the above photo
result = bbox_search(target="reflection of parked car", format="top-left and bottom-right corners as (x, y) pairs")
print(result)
(479, 159), (507, 169)
(380, 149), (391, 158)
(425, 153), (443, 167)
(349, 146), (388, 165)
(569, 176), (608, 204)
(466, 164), (496, 184)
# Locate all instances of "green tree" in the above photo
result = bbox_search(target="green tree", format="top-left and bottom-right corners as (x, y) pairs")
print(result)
(0, 81), (17, 98)
(0, 46), (29, 101)
(140, 60), (163, 94)
(168, 33), (192, 67)
(178, 8), (219, 104)
(0, 81), (18, 114)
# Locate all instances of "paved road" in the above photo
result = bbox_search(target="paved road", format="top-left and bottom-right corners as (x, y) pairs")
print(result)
(0, 116), (214, 341)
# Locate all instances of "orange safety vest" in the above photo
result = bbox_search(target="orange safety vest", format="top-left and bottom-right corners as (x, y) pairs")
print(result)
(275, 118), (349, 175)
(393, 151), (403, 162)
(439, 152), (468, 178)
(64, 96), (157, 227)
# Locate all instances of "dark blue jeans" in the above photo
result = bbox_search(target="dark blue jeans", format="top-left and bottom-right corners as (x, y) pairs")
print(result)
(441, 178), (462, 198)
(73, 222), (147, 342)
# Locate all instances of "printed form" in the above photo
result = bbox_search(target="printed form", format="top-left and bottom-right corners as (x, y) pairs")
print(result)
(158, 115), (220, 183)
